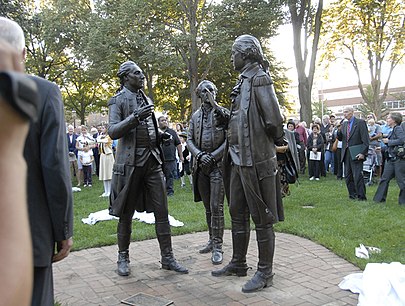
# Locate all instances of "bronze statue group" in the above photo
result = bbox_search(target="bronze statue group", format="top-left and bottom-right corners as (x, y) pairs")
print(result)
(1, 14), (403, 306)
(108, 34), (285, 294)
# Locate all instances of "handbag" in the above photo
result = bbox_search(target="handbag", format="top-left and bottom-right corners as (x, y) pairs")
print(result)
(284, 151), (298, 184)
(331, 138), (339, 152)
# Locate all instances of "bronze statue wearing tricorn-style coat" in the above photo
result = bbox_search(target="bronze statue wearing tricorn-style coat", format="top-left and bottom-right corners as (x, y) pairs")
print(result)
(212, 35), (285, 294)
(108, 61), (188, 276)
(187, 80), (229, 265)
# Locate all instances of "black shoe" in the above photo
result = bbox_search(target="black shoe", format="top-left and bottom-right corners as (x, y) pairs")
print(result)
(211, 247), (223, 265)
(161, 257), (189, 274)
(117, 251), (130, 276)
(199, 240), (213, 254)
(242, 271), (274, 293)
(211, 262), (249, 277)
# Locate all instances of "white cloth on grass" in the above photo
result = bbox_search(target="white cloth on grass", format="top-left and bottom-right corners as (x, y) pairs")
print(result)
(82, 209), (184, 227)
(339, 262), (405, 306)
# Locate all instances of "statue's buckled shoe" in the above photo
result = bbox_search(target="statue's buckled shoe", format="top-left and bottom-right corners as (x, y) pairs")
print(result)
(241, 271), (274, 293)
(211, 247), (223, 265)
(211, 262), (249, 277)
(161, 257), (189, 274)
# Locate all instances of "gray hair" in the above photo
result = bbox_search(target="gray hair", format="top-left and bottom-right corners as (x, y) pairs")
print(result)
(0, 17), (25, 52)
(388, 112), (402, 126)
(343, 106), (354, 112)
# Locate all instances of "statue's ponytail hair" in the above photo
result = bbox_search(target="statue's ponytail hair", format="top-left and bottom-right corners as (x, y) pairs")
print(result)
(232, 35), (269, 74)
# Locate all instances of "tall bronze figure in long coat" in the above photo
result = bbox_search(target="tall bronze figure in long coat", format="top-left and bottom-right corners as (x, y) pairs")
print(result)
(212, 35), (285, 293)
(187, 80), (228, 265)
(108, 61), (188, 276)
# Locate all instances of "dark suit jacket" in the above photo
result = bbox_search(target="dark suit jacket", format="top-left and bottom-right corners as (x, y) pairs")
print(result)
(24, 75), (73, 267)
(338, 117), (370, 162)
(67, 133), (78, 155)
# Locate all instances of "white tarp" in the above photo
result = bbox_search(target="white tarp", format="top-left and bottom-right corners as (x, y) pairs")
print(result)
(339, 262), (405, 306)
(82, 209), (184, 227)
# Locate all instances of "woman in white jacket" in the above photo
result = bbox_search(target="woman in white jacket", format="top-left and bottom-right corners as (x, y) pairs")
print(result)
(97, 125), (115, 197)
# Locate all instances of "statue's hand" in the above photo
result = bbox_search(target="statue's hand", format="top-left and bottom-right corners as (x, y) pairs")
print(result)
(199, 153), (212, 166)
(134, 104), (154, 121)
(199, 153), (215, 175)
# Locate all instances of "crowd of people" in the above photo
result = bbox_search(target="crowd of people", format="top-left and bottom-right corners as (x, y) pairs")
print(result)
(67, 124), (114, 196)
(1, 14), (404, 306)
(285, 108), (405, 204)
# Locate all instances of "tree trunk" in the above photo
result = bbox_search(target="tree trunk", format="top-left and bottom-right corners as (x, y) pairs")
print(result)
(289, 0), (323, 124)
(298, 78), (312, 124)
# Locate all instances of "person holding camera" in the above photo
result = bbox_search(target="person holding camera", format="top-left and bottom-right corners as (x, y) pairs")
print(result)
(373, 112), (405, 205)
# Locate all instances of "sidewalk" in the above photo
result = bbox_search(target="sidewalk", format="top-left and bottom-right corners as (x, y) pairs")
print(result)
(54, 231), (360, 305)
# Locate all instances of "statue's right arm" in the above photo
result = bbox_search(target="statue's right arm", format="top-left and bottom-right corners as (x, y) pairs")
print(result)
(108, 97), (139, 140)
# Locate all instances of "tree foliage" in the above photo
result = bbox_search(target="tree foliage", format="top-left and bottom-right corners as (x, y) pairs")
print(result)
(322, 0), (405, 120)
(86, 0), (288, 122)
(3, 0), (290, 124)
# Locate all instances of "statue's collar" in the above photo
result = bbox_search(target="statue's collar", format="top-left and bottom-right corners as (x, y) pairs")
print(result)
(240, 63), (260, 79)
(122, 86), (143, 99)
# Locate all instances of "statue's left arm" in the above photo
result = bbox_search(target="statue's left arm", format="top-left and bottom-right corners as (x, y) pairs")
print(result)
(253, 74), (284, 144)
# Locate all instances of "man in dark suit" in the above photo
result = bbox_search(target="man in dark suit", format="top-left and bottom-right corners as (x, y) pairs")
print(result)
(0, 38), (39, 306)
(0, 17), (74, 306)
(338, 106), (369, 200)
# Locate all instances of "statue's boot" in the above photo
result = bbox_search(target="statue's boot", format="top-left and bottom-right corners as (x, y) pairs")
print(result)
(242, 226), (275, 293)
(199, 212), (213, 253)
(212, 221), (250, 277)
(117, 221), (132, 276)
(211, 215), (224, 265)
(157, 221), (189, 274)
(117, 250), (130, 276)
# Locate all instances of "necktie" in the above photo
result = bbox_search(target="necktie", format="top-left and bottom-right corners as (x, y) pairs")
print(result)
(345, 122), (351, 148)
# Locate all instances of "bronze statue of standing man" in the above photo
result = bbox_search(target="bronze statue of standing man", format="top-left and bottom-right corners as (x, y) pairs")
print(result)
(212, 35), (285, 293)
(108, 61), (188, 276)
(187, 80), (228, 265)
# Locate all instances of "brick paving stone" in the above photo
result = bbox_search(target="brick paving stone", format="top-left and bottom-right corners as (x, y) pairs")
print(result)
(239, 295), (267, 305)
(250, 301), (277, 306)
(54, 231), (360, 305)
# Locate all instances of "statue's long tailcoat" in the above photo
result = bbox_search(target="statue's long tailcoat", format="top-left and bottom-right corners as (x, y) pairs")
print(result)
(224, 64), (285, 224)
(108, 87), (164, 217)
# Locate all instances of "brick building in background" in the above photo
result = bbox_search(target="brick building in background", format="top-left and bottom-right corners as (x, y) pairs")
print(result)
(319, 86), (405, 120)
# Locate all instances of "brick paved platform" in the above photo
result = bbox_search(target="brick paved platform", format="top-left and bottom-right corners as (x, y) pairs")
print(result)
(54, 231), (360, 305)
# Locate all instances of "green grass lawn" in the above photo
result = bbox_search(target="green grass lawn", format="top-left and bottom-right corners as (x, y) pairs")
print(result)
(73, 173), (405, 270)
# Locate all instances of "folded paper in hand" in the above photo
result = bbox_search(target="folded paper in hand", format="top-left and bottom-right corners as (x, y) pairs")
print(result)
(309, 151), (321, 161)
